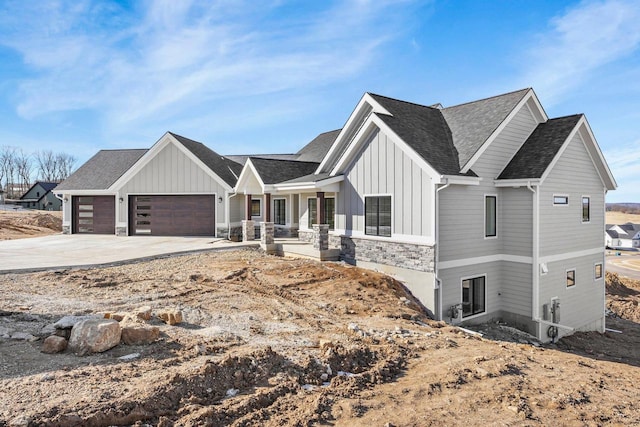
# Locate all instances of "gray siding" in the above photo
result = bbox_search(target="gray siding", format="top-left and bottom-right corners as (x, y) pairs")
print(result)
(471, 105), (538, 178)
(439, 261), (501, 321)
(335, 128), (433, 238)
(117, 141), (229, 224)
(500, 261), (532, 317)
(501, 187), (532, 257)
(539, 132), (606, 256)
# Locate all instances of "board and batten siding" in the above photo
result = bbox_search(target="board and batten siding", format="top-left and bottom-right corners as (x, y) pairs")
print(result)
(335, 128), (433, 238)
(470, 103), (539, 178)
(539, 132), (606, 256)
(117, 141), (228, 225)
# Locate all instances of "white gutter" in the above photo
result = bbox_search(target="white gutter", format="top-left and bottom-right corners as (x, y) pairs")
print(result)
(525, 182), (539, 334)
(434, 179), (451, 321)
(226, 192), (237, 240)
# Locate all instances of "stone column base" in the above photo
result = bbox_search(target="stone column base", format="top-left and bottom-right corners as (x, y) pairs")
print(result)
(261, 222), (274, 245)
(242, 220), (255, 241)
(312, 224), (329, 250)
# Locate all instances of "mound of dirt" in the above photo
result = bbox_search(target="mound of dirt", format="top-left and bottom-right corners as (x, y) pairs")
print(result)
(606, 272), (640, 322)
(0, 210), (62, 240)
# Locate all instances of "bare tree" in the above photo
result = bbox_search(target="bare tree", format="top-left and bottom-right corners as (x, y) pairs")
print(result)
(0, 147), (17, 197)
(15, 149), (33, 189)
(35, 150), (57, 182)
(55, 152), (76, 181)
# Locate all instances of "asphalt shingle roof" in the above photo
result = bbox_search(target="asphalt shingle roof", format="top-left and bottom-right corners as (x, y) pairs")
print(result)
(56, 149), (148, 191)
(497, 114), (582, 180)
(169, 132), (243, 187)
(249, 158), (320, 185)
(296, 129), (341, 163)
(278, 172), (334, 185)
(441, 88), (530, 169)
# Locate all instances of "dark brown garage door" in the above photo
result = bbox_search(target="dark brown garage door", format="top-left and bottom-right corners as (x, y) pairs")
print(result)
(72, 196), (115, 234)
(129, 195), (215, 236)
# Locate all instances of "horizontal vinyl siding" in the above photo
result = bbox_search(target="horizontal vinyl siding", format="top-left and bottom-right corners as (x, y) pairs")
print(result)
(440, 262), (501, 319)
(538, 253), (605, 329)
(539, 132), (605, 256)
(118, 142), (228, 224)
(337, 128), (433, 238)
(500, 261), (532, 317)
(471, 105), (538, 178)
(501, 188), (532, 257)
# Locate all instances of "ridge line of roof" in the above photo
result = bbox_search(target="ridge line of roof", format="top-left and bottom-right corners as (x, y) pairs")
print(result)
(248, 157), (320, 166)
(442, 88), (531, 110)
(367, 92), (436, 111)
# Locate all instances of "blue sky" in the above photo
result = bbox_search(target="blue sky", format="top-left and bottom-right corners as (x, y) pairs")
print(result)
(0, 0), (638, 202)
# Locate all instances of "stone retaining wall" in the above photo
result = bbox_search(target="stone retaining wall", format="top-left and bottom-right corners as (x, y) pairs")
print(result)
(336, 235), (434, 273)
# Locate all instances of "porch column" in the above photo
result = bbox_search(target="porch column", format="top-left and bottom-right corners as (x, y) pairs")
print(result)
(242, 194), (255, 241)
(265, 193), (272, 222)
(316, 192), (325, 225)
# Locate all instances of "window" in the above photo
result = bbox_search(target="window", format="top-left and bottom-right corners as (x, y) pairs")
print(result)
(582, 196), (590, 222)
(595, 263), (603, 280)
(462, 276), (485, 318)
(485, 195), (497, 238)
(307, 198), (317, 229)
(566, 269), (576, 287)
(554, 195), (568, 205)
(307, 197), (335, 230)
(251, 199), (261, 217)
(365, 196), (392, 237)
(274, 199), (286, 225)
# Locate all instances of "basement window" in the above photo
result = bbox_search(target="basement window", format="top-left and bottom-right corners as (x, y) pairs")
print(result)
(462, 276), (486, 318)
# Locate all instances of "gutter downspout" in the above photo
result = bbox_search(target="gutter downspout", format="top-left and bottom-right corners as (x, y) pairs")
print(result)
(226, 192), (237, 240)
(435, 178), (451, 321)
(525, 181), (540, 337)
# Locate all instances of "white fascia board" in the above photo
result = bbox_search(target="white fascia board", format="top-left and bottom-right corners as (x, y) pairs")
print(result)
(315, 93), (391, 174)
(330, 114), (442, 182)
(494, 179), (541, 188)
(538, 117), (583, 185)
(110, 132), (233, 193)
(234, 159), (266, 194)
(56, 190), (116, 196)
(461, 89), (546, 174)
(577, 117), (618, 190)
(273, 175), (344, 192)
(439, 175), (481, 185)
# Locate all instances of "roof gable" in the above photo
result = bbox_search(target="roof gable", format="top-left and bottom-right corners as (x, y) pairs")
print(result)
(249, 158), (320, 185)
(296, 129), (341, 163)
(56, 149), (148, 191)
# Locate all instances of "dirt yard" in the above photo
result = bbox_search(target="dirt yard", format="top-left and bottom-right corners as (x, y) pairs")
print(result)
(1, 248), (639, 427)
(0, 209), (62, 240)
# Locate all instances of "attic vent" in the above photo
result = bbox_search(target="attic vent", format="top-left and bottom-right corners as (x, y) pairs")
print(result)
(430, 103), (443, 109)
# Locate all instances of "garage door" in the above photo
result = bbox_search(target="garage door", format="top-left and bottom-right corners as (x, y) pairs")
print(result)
(72, 196), (115, 234)
(129, 195), (215, 236)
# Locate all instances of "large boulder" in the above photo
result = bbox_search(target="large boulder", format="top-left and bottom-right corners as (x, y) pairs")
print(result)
(68, 319), (121, 356)
(42, 336), (68, 354)
(121, 325), (160, 345)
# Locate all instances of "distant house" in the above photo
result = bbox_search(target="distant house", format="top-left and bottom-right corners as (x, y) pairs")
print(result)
(57, 88), (617, 343)
(606, 223), (640, 249)
(18, 182), (61, 211)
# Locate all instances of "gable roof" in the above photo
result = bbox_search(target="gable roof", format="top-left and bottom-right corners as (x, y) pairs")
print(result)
(224, 154), (299, 166)
(19, 181), (58, 200)
(368, 94), (463, 176)
(249, 158), (320, 185)
(441, 88), (531, 169)
(56, 149), (148, 191)
(168, 132), (243, 187)
(497, 115), (583, 180)
(296, 129), (341, 163)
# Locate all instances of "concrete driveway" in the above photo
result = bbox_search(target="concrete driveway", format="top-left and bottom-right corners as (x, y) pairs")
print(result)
(0, 234), (258, 273)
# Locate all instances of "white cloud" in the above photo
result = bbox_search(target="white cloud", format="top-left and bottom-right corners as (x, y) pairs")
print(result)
(0, 0), (419, 130)
(520, 0), (640, 104)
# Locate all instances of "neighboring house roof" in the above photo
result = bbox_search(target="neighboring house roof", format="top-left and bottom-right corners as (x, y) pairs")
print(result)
(56, 149), (148, 191)
(497, 114), (583, 180)
(19, 182), (58, 200)
(168, 132), (243, 187)
(296, 129), (341, 163)
(368, 94), (463, 176)
(606, 229), (621, 239)
(225, 154), (299, 166)
(441, 88), (530, 169)
(249, 158), (320, 185)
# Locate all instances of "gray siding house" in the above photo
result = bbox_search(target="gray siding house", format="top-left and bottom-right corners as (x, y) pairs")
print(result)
(18, 182), (61, 211)
(57, 88), (616, 342)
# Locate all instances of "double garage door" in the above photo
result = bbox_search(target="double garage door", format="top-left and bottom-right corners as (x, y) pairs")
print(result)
(129, 195), (215, 236)
(73, 195), (215, 236)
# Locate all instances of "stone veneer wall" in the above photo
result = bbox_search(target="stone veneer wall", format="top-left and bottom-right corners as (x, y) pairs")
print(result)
(298, 230), (314, 243)
(337, 236), (434, 273)
(62, 225), (71, 235)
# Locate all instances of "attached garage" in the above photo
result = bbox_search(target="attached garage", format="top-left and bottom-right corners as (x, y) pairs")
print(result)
(72, 196), (115, 234)
(129, 195), (215, 236)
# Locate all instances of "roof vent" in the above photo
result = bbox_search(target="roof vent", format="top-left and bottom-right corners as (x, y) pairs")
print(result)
(430, 103), (443, 109)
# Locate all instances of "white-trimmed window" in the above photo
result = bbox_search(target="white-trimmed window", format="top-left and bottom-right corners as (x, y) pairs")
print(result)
(365, 195), (392, 237)
(307, 198), (316, 229)
(566, 269), (576, 288)
(274, 199), (286, 225)
(554, 195), (569, 205)
(462, 276), (486, 318)
(485, 195), (497, 238)
(595, 263), (603, 280)
(251, 199), (261, 217)
(307, 197), (335, 230)
(582, 196), (590, 223)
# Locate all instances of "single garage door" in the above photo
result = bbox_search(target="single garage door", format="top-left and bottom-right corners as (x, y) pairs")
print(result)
(72, 196), (115, 234)
(129, 195), (215, 236)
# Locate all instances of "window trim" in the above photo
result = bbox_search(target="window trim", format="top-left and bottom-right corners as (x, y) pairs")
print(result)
(484, 194), (497, 239)
(305, 196), (336, 230)
(251, 198), (261, 217)
(273, 198), (286, 226)
(566, 268), (576, 288)
(460, 274), (487, 319)
(553, 195), (569, 206)
(364, 194), (393, 238)
(581, 195), (590, 223)
(594, 262), (603, 280)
